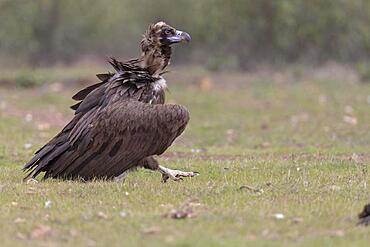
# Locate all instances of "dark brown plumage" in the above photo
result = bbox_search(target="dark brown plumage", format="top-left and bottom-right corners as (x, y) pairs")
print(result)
(24, 22), (196, 181)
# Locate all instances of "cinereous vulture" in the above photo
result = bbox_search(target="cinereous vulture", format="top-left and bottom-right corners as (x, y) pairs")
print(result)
(24, 21), (198, 182)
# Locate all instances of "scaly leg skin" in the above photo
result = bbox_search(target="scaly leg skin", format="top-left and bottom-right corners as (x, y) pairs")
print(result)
(158, 165), (199, 183)
(114, 170), (129, 182)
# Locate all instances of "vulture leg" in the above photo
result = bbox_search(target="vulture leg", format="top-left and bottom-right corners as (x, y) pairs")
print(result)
(139, 156), (198, 182)
(114, 156), (157, 182)
(138, 156), (160, 170)
(114, 170), (130, 182)
(158, 165), (199, 183)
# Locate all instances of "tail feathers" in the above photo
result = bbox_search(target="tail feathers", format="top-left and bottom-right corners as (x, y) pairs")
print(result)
(23, 142), (70, 180)
(24, 103), (84, 180)
(44, 147), (82, 179)
(23, 145), (53, 171)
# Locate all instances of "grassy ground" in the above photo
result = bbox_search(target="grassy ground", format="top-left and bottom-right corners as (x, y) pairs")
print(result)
(0, 68), (369, 246)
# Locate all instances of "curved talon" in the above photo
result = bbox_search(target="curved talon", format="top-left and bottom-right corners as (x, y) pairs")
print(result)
(162, 173), (182, 183)
(158, 165), (198, 182)
(162, 174), (169, 183)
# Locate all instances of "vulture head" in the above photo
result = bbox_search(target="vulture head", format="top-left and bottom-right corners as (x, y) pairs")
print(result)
(143, 21), (191, 47)
(141, 21), (191, 75)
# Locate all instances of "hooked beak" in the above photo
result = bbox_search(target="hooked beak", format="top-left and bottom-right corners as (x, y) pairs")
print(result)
(167, 30), (191, 44)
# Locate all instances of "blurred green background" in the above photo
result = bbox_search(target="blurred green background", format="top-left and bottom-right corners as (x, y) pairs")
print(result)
(1, 2), (370, 246)
(1, 0), (370, 70)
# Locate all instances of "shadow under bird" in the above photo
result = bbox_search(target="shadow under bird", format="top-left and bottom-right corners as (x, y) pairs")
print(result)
(358, 203), (370, 226)
(24, 21), (198, 182)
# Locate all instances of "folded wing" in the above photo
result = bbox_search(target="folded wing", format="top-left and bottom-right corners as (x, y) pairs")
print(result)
(24, 100), (189, 180)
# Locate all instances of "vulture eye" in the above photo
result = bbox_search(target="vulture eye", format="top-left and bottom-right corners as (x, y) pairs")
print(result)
(164, 29), (172, 35)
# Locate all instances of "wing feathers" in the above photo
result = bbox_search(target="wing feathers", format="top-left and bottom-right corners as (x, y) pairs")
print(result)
(72, 82), (105, 101)
(24, 57), (186, 180)
(43, 102), (188, 179)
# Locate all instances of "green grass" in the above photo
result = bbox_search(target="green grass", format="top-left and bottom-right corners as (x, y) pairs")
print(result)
(0, 71), (369, 246)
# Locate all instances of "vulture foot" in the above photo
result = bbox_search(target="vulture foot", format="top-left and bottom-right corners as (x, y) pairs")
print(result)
(158, 165), (199, 183)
